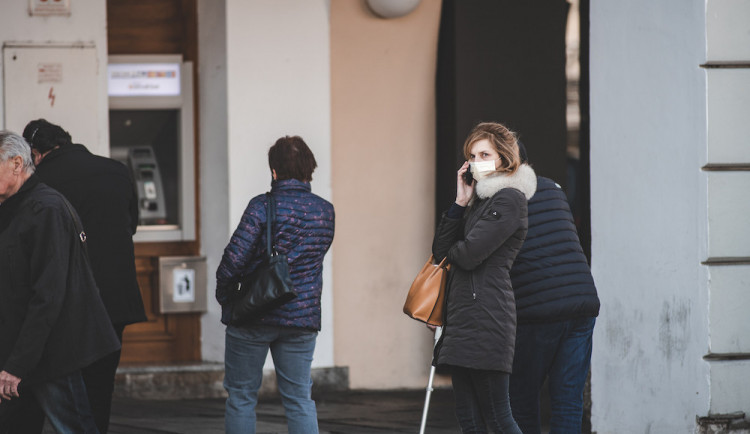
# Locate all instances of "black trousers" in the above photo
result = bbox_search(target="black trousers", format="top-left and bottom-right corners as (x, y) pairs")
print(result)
(0, 390), (45, 434)
(2, 324), (125, 434)
(452, 366), (523, 434)
(81, 324), (125, 434)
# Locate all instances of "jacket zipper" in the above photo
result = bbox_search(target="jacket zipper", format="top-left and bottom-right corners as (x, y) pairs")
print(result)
(470, 273), (476, 300)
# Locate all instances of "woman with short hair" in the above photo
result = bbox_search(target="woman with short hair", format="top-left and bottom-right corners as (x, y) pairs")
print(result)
(216, 135), (335, 434)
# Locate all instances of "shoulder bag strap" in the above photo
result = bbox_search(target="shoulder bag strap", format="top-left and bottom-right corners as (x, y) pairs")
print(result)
(61, 197), (89, 257)
(265, 192), (276, 257)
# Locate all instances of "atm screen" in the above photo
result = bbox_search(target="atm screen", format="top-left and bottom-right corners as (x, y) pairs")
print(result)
(109, 109), (180, 227)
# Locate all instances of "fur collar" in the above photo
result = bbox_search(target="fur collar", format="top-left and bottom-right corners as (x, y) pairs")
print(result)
(475, 164), (537, 201)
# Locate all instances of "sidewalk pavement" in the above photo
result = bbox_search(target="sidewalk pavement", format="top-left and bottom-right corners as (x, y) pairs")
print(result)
(101, 389), (460, 433)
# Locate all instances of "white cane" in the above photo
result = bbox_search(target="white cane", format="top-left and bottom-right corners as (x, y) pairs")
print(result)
(419, 325), (443, 434)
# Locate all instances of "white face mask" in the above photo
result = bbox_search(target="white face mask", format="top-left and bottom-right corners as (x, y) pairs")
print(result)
(470, 159), (499, 180)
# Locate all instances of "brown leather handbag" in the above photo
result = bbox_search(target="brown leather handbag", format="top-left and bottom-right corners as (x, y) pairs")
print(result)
(403, 255), (450, 326)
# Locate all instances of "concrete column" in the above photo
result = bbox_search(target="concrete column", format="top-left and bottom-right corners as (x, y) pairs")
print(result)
(703, 0), (750, 422)
(590, 0), (711, 431)
(202, 0), (334, 368)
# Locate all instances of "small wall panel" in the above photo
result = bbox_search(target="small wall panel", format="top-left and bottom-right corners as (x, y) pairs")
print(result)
(707, 70), (750, 163)
(708, 265), (750, 353)
(708, 172), (750, 258)
(706, 0), (750, 62)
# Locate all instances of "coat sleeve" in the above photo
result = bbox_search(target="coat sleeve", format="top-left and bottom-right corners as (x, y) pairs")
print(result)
(3, 205), (72, 378)
(432, 210), (464, 262)
(215, 197), (265, 305)
(447, 190), (524, 271)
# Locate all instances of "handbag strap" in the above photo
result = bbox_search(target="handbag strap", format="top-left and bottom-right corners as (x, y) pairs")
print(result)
(431, 255), (448, 268)
(265, 192), (276, 257)
(61, 197), (89, 257)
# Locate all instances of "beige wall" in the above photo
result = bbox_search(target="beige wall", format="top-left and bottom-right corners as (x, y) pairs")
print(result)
(331, 0), (444, 389)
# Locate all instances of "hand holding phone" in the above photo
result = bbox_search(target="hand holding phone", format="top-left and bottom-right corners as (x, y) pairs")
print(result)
(456, 161), (474, 207)
(462, 169), (474, 185)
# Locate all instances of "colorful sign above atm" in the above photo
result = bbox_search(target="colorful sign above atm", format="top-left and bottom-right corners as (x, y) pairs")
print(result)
(108, 63), (181, 97)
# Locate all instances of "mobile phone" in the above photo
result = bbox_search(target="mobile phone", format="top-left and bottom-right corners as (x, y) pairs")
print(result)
(462, 169), (474, 185)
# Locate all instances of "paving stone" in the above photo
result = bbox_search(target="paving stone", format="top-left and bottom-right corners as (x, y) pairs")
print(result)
(45, 388), (461, 433)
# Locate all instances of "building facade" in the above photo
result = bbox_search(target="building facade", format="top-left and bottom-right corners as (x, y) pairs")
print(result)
(590, 0), (750, 432)
(1, 0), (749, 431)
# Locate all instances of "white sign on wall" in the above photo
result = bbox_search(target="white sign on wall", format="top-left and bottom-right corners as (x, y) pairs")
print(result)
(158, 256), (207, 313)
(107, 63), (181, 97)
(29, 0), (71, 16)
(3, 45), (99, 149)
(173, 268), (196, 303)
(37, 63), (63, 83)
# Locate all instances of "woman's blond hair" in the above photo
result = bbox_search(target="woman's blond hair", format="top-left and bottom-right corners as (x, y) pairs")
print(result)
(462, 122), (521, 174)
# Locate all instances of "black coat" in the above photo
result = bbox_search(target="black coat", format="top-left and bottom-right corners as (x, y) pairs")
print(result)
(34, 144), (146, 326)
(510, 176), (600, 323)
(432, 165), (537, 373)
(0, 176), (121, 384)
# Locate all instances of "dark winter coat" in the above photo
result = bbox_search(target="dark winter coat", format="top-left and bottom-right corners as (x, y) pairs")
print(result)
(510, 176), (599, 323)
(33, 144), (146, 326)
(216, 179), (335, 330)
(432, 165), (537, 373)
(0, 176), (121, 384)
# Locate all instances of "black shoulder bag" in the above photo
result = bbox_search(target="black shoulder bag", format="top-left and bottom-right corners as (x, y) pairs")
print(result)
(230, 193), (297, 325)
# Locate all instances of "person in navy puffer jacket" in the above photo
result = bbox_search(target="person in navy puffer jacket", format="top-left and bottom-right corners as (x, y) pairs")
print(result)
(508, 141), (600, 434)
(216, 136), (334, 434)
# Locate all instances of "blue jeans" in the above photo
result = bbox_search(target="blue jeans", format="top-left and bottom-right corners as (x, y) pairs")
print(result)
(224, 325), (318, 434)
(452, 367), (523, 434)
(0, 370), (98, 434)
(509, 317), (596, 434)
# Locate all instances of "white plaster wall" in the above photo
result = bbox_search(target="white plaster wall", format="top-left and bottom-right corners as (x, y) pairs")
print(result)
(707, 172), (750, 258)
(709, 360), (750, 414)
(708, 266), (750, 354)
(589, 1), (710, 432)
(197, 0), (230, 362)
(706, 0), (750, 62)
(221, 0), (334, 368)
(0, 0), (109, 155)
(706, 70), (750, 163)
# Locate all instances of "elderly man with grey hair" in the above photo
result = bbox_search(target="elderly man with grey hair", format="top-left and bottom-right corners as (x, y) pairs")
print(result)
(0, 131), (120, 433)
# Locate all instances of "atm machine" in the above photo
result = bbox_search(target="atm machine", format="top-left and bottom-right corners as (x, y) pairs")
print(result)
(108, 55), (195, 242)
(110, 144), (168, 224)
(108, 55), (205, 315)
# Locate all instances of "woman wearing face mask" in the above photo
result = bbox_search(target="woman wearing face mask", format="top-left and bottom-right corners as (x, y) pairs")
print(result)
(432, 122), (536, 433)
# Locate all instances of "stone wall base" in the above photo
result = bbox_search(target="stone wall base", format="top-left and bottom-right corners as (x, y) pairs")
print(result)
(114, 363), (349, 400)
(697, 412), (750, 434)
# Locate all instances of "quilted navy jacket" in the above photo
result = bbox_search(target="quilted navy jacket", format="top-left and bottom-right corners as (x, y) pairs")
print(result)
(509, 176), (600, 324)
(216, 179), (334, 329)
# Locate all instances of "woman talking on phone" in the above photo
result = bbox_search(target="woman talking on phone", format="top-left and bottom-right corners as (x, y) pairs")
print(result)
(432, 122), (536, 433)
